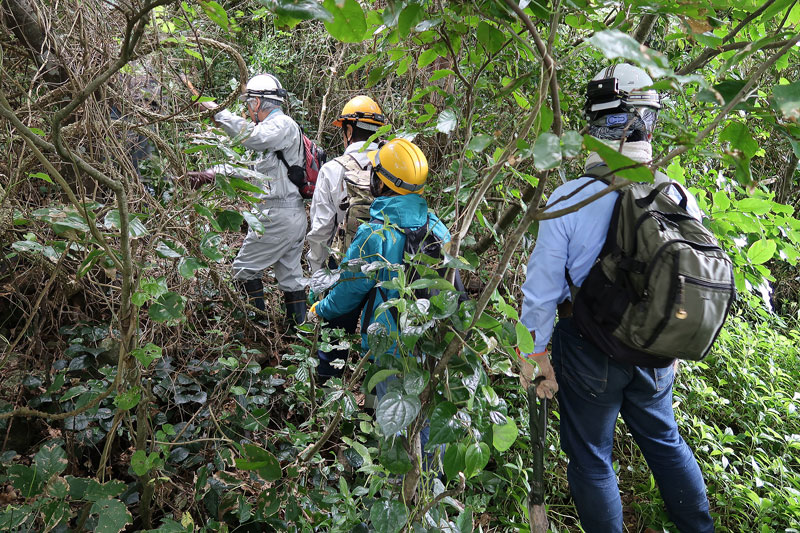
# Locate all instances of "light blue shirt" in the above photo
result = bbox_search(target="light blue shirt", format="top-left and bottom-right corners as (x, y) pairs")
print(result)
(520, 166), (702, 354)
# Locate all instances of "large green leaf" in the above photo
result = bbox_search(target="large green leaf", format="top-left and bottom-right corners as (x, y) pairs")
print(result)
(257, 0), (333, 22)
(772, 81), (800, 121)
(747, 238), (777, 265)
(583, 136), (653, 182)
(131, 450), (163, 476)
(443, 442), (465, 481)
(367, 369), (400, 393)
(376, 391), (421, 436)
(178, 257), (206, 279)
(515, 322), (534, 353)
(235, 444), (282, 481)
(426, 401), (465, 448)
(397, 4), (424, 38)
(148, 292), (185, 322)
(198, 0), (229, 31)
(200, 232), (226, 261)
(719, 122), (759, 159)
(587, 30), (671, 77)
(35, 444), (68, 480)
(532, 132), (562, 170)
(91, 499), (132, 533)
(369, 499), (407, 533)
(323, 0), (367, 42)
(560, 130), (583, 159)
(492, 418), (519, 452)
(216, 210), (244, 232)
(436, 108), (458, 134)
(379, 438), (412, 475)
(464, 441), (490, 478)
(477, 21), (505, 54)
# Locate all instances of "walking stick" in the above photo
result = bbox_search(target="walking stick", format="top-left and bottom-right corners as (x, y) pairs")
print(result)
(528, 376), (549, 533)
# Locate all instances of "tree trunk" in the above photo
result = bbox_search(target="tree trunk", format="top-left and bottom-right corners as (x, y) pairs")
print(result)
(632, 14), (659, 45)
(1, 0), (68, 86)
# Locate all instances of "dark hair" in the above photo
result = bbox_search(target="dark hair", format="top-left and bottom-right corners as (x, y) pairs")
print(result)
(345, 123), (374, 143)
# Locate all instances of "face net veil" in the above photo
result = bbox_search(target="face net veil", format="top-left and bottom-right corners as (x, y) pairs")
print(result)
(588, 107), (658, 143)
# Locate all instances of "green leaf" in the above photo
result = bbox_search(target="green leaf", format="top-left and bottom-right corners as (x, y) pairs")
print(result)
(178, 257), (206, 279)
(114, 386), (141, 411)
(477, 21), (505, 54)
(379, 438), (412, 475)
(515, 322), (534, 353)
(747, 239), (777, 265)
(417, 48), (439, 69)
(261, 0), (333, 22)
(492, 418), (519, 452)
(30, 171), (53, 183)
(427, 401), (464, 448)
(367, 369), (400, 393)
(397, 4), (423, 38)
(323, 0), (367, 42)
(369, 499), (407, 533)
(229, 177), (266, 194)
(712, 190), (731, 212)
(81, 478), (126, 502)
(200, 232), (226, 261)
(242, 211), (265, 234)
(587, 30), (671, 77)
(464, 441), (490, 478)
(198, 0), (229, 31)
(131, 343), (162, 369)
(194, 204), (222, 231)
(91, 499), (132, 533)
(376, 391), (421, 436)
(561, 131), (583, 159)
(403, 369), (427, 395)
(131, 450), (162, 476)
(216, 210), (244, 232)
(736, 198), (773, 215)
(467, 134), (492, 152)
(720, 122), (759, 159)
(235, 444), (282, 481)
(443, 443), (465, 481)
(430, 69), (455, 82)
(104, 210), (148, 238)
(148, 292), (185, 322)
(772, 80), (800, 121)
(583, 136), (653, 182)
(436, 108), (458, 134)
(532, 132), (562, 170)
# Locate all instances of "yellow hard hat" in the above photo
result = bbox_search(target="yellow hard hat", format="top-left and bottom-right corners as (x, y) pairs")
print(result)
(333, 95), (387, 130)
(367, 139), (428, 195)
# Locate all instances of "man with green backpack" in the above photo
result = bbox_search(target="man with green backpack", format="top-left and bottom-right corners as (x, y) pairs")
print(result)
(306, 96), (386, 381)
(520, 63), (733, 532)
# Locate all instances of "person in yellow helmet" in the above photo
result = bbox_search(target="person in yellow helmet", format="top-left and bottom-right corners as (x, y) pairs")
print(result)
(309, 138), (453, 459)
(306, 95), (387, 381)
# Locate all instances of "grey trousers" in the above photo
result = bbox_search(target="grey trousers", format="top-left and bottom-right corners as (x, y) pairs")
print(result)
(232, 200), (307, 292)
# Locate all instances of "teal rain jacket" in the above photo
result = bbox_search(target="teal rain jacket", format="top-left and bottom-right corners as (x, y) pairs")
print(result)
(316, 193), (450, 357)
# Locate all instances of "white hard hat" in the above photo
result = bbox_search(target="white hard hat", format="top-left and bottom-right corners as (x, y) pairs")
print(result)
(242, 74), (287, 104)
(586, 64), (660, 118)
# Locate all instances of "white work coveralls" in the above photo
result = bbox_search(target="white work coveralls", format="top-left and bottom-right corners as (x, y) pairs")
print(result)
(306, 140), (378, 273)
(212, 108), (306, 291)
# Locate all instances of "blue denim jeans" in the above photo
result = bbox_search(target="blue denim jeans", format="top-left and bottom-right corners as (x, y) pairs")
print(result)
(551, 318), (714, 533)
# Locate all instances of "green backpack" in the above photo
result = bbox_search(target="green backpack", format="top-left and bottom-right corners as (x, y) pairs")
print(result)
(570, 165), (735, 365)
(333, 154), (373, 251)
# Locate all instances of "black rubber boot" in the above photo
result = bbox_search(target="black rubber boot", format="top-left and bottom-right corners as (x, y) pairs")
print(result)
(283, 290), (307, 326)
(242, 279), (266, 313)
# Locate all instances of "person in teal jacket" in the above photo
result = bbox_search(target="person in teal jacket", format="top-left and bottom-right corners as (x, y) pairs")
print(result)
(310, 138), (449, 363)
(310, 139), (453, 466)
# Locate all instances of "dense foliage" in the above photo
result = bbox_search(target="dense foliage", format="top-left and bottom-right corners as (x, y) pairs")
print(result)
(0, 0), (799, 531)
